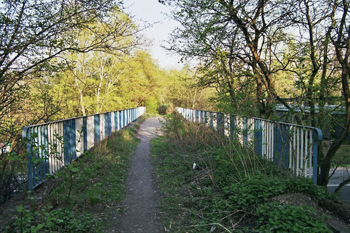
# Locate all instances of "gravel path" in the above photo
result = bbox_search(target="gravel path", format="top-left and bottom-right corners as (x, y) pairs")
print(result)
(116, 117), (164, 233)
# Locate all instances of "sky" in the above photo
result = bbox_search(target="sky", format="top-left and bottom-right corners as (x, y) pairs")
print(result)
(125, 0), (183, 69)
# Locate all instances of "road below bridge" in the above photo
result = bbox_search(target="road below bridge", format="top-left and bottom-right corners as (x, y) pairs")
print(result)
(327, 168), (350, 205)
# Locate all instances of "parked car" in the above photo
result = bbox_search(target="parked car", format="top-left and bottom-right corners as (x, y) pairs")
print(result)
(0, 142), (11, 154)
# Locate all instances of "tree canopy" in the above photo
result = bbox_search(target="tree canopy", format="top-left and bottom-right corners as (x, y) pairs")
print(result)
(160, 0), (350, 187)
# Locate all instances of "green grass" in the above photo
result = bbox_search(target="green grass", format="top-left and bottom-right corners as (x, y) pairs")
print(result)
(50, 127), (140, 208)
(5, 117), (144, 232)
(151, 113), (332, 232)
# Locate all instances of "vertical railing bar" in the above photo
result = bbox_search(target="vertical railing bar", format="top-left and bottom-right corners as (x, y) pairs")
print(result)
(309, 129), (313, 178)
(301, 128), (304, 176)
(303, 129), (308, 177)
(296, 128), (300, 176)
(289, 125), (292, 170)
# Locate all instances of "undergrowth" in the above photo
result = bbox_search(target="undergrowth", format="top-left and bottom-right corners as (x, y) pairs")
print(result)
(3, 117), (144, 232)
(151, 112), (333, 232)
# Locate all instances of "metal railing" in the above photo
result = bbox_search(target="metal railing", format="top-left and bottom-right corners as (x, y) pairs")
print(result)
(22, 107), (146, 190)
(176, 107), (323, 184)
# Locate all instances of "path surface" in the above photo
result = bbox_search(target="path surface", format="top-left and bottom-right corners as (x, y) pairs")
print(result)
(116, 117), (164, 233)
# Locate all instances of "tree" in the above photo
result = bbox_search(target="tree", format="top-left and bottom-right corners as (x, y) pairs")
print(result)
(318, 0), (350, 187)
(61, 10), (142, 115)
(161, 0), (298, 117)
(0, 0), (145, 203)
(160, 67), (216, 111)
(161, 0), (350, 191)
(281, 0), (348, 187)
(0, 0), (141, 118)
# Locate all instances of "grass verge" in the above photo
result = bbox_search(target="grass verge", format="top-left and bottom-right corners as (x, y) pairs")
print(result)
(151, 112), (336, 232)
(2, 117), (145, 233)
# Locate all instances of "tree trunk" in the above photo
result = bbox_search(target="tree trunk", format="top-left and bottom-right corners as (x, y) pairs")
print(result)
(74, 76), (86, 116)
(335, 178), (350, 193)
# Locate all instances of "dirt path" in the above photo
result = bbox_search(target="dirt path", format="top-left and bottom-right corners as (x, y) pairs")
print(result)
(116, 117), (164, 233)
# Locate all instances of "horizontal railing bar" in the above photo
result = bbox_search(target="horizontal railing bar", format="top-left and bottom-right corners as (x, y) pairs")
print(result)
(22, 107), (140, 129)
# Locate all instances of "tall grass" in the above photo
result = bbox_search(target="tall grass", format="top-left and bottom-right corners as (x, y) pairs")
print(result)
(152, 112), (331, 232)
(161, 112), (286, 185)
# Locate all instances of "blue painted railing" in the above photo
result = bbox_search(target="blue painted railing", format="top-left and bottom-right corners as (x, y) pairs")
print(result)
(22, 107), (146, 190)
(176, 107), (323, 184)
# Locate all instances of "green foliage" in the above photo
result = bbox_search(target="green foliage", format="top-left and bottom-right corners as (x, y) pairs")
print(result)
(13, 205), (98, 233)
(0, 144), (27, 205)
(162, 0), (350, 189)
(0, 1), (157, 210)
(49, 126), (140, 208)
(256, 202), (331, 233)
(13, 205), (36, 233)
(285, 176), (329, 200)
(0, 0), (118, 117)
(145, 96), (160, 115)
(161, 67), (217, 111)
(223, 176), (286, 209)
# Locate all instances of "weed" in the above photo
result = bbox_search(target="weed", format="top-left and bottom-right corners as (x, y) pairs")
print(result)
(256, 202), (331, 233)
(162, 112), (223, 151)
(223, 176), (286, 210)
(12, 205), (98, 232)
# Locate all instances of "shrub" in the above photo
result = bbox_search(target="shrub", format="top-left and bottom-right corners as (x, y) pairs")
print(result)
(157, 104), (168, 115)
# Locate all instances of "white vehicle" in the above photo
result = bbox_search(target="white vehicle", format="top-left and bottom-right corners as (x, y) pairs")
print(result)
(0, 142), (11, 154)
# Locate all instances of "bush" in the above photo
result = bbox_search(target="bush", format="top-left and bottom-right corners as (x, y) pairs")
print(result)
(157, 104), (168, 115)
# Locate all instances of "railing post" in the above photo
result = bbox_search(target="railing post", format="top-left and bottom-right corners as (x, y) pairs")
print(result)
(217, 112), (224, 136)
(42, 125), (49, 179)
(313, 128), (323, 184)
(87, 116), (94, 150)
(83, 117), (87, 152)
(118, 110), (122, 130)
(94, 115), (100, 145)
(106, 112), (111, 137)
(22, 127), (33, 190)
(114, 111), (118, 131)
(63, 119), (76, 164)
(75, 118), (84, 157)
(254, 119), (263, 156)
(100, 113), (105, 140)
(243, 117), (248, 145)
(230, 114), (235, 140)
(127, 109), (130, 124)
